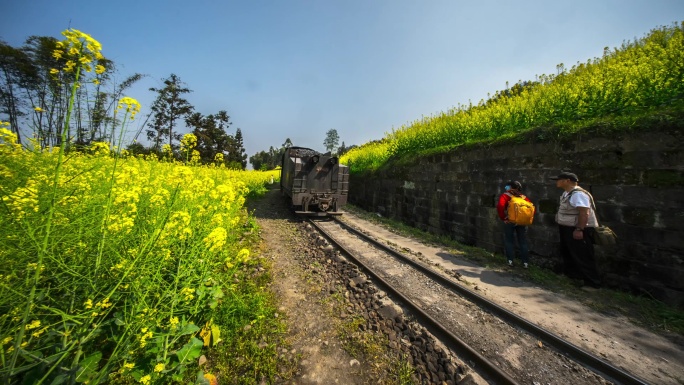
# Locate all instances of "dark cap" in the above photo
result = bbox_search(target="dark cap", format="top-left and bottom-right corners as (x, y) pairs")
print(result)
(505, 180), (522, 190)
(549, 172), (578, 182)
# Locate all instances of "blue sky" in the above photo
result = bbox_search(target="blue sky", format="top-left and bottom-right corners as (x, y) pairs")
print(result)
(2, 0), (683, 162)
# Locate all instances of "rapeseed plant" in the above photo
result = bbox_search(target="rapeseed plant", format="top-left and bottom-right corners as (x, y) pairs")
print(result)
(0, 27), (284, 385)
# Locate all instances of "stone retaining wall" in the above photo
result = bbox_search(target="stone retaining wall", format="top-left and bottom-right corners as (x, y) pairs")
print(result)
(348, 128), (684, 307)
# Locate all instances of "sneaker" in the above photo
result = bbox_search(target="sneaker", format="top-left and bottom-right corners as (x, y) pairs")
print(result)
(508, 260), (513, 266)
(523, 263), (528, 269)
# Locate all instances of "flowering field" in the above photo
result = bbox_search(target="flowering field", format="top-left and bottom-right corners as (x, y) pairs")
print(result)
(341, 22), (684, 173)
(0, 128), (281, 383)
(0, 28), (284, 384)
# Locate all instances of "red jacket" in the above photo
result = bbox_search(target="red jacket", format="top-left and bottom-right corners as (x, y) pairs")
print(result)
(497, 192), (534, 221)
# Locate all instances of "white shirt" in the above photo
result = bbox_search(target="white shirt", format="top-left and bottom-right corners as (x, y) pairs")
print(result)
(559, 188), (598, 227)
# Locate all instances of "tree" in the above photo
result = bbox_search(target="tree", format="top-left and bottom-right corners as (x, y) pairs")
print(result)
(323, 128), (339, 154)
(337, 141), (357, 156)
(249, 150), (270, 171)
(0, 40), (33, 144)
(225, 128), (247, 169)
(1, 36), (142, 148)
(125, 141), (152, 156)
(146, 74), (194, 152)
(186, 110), (232, 164)
(249, 137), (297, 170)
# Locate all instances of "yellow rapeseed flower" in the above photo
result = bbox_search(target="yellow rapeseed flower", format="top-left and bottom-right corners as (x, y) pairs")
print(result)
(180, 287), (195, 302)
(96, 297), (112, 309)
(139, 328), (153, 347)
(161, 144), (172, 156)
(203, 227), (227, 253)
(116, 96), (141, 121)
(63, 60), (76, 72)
(52, 28), (104, 75)
(0, 127), (20, 151)
(139, 375), (151, 385)
(237, 248), (250, 263)
(180, 133), (198, 152)
(169, 316), (179, 329)
(191, 150), (201, 163)
(26, 320), (41, 330)
(32, 327), (47, 338)
(154, 363), (165, 372)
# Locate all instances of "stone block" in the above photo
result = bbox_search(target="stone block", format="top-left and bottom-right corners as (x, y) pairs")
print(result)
(620, 186), (667, 209)
(536, 199), (558, 215)
(595, 205), (622, 223)
(643, 169), (684, 188)
(656, 210), (684, 232)
(622, 207), (656, 227)
(660, 189), (684, 209)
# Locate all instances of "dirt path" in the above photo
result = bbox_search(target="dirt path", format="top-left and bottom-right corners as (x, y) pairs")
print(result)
(247, 188), (367, 384)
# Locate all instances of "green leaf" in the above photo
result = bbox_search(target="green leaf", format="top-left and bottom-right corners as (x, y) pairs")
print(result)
(209, 287), (224, 309)
(179, 323), (200, 336)
(21, 366), (45, 385)
(195, 370), (210, 385)
(75, 351), (102, 382)
(49, 374), (69, 385)
(212, 286), (224, 299)
(176, 337), (203, 365)
(130, 369), (143, 380)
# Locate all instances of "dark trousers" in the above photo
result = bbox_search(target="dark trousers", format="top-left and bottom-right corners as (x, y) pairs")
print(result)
(503, 223), (529, 263)
(558, 225), (601, 286)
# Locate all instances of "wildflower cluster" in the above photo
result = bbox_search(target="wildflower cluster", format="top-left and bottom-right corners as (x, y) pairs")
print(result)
(180, 133), (197, 152)
(116, 97), (141, 121)
(90, 141), (110, 156)
(51, 28), (105, 80)
(203, 227), (228, 253)
(0, 122), (21, 152)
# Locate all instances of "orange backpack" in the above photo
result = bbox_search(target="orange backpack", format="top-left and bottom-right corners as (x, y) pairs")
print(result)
(506, 193), (535, 226)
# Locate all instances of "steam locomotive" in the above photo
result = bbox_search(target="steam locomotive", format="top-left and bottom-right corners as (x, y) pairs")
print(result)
(280, 146), (349, 216)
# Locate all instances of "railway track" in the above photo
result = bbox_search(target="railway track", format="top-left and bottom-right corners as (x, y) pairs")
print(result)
(308, 216), (650, 385)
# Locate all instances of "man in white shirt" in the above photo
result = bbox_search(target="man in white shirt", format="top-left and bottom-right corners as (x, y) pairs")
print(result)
(550, 172), (601, 289)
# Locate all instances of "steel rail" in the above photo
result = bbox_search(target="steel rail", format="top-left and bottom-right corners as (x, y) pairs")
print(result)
(309, 218), (520, 385)
(329, 217), (649, 385)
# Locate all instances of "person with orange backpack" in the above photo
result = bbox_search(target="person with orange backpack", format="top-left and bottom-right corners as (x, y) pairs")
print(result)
(497, 180), (535, 268)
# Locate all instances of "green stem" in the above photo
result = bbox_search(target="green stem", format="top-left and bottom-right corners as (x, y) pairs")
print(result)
(162, 257), (183, 362)
(6, 51), (84, 380)
(95, 111), (129, 270)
